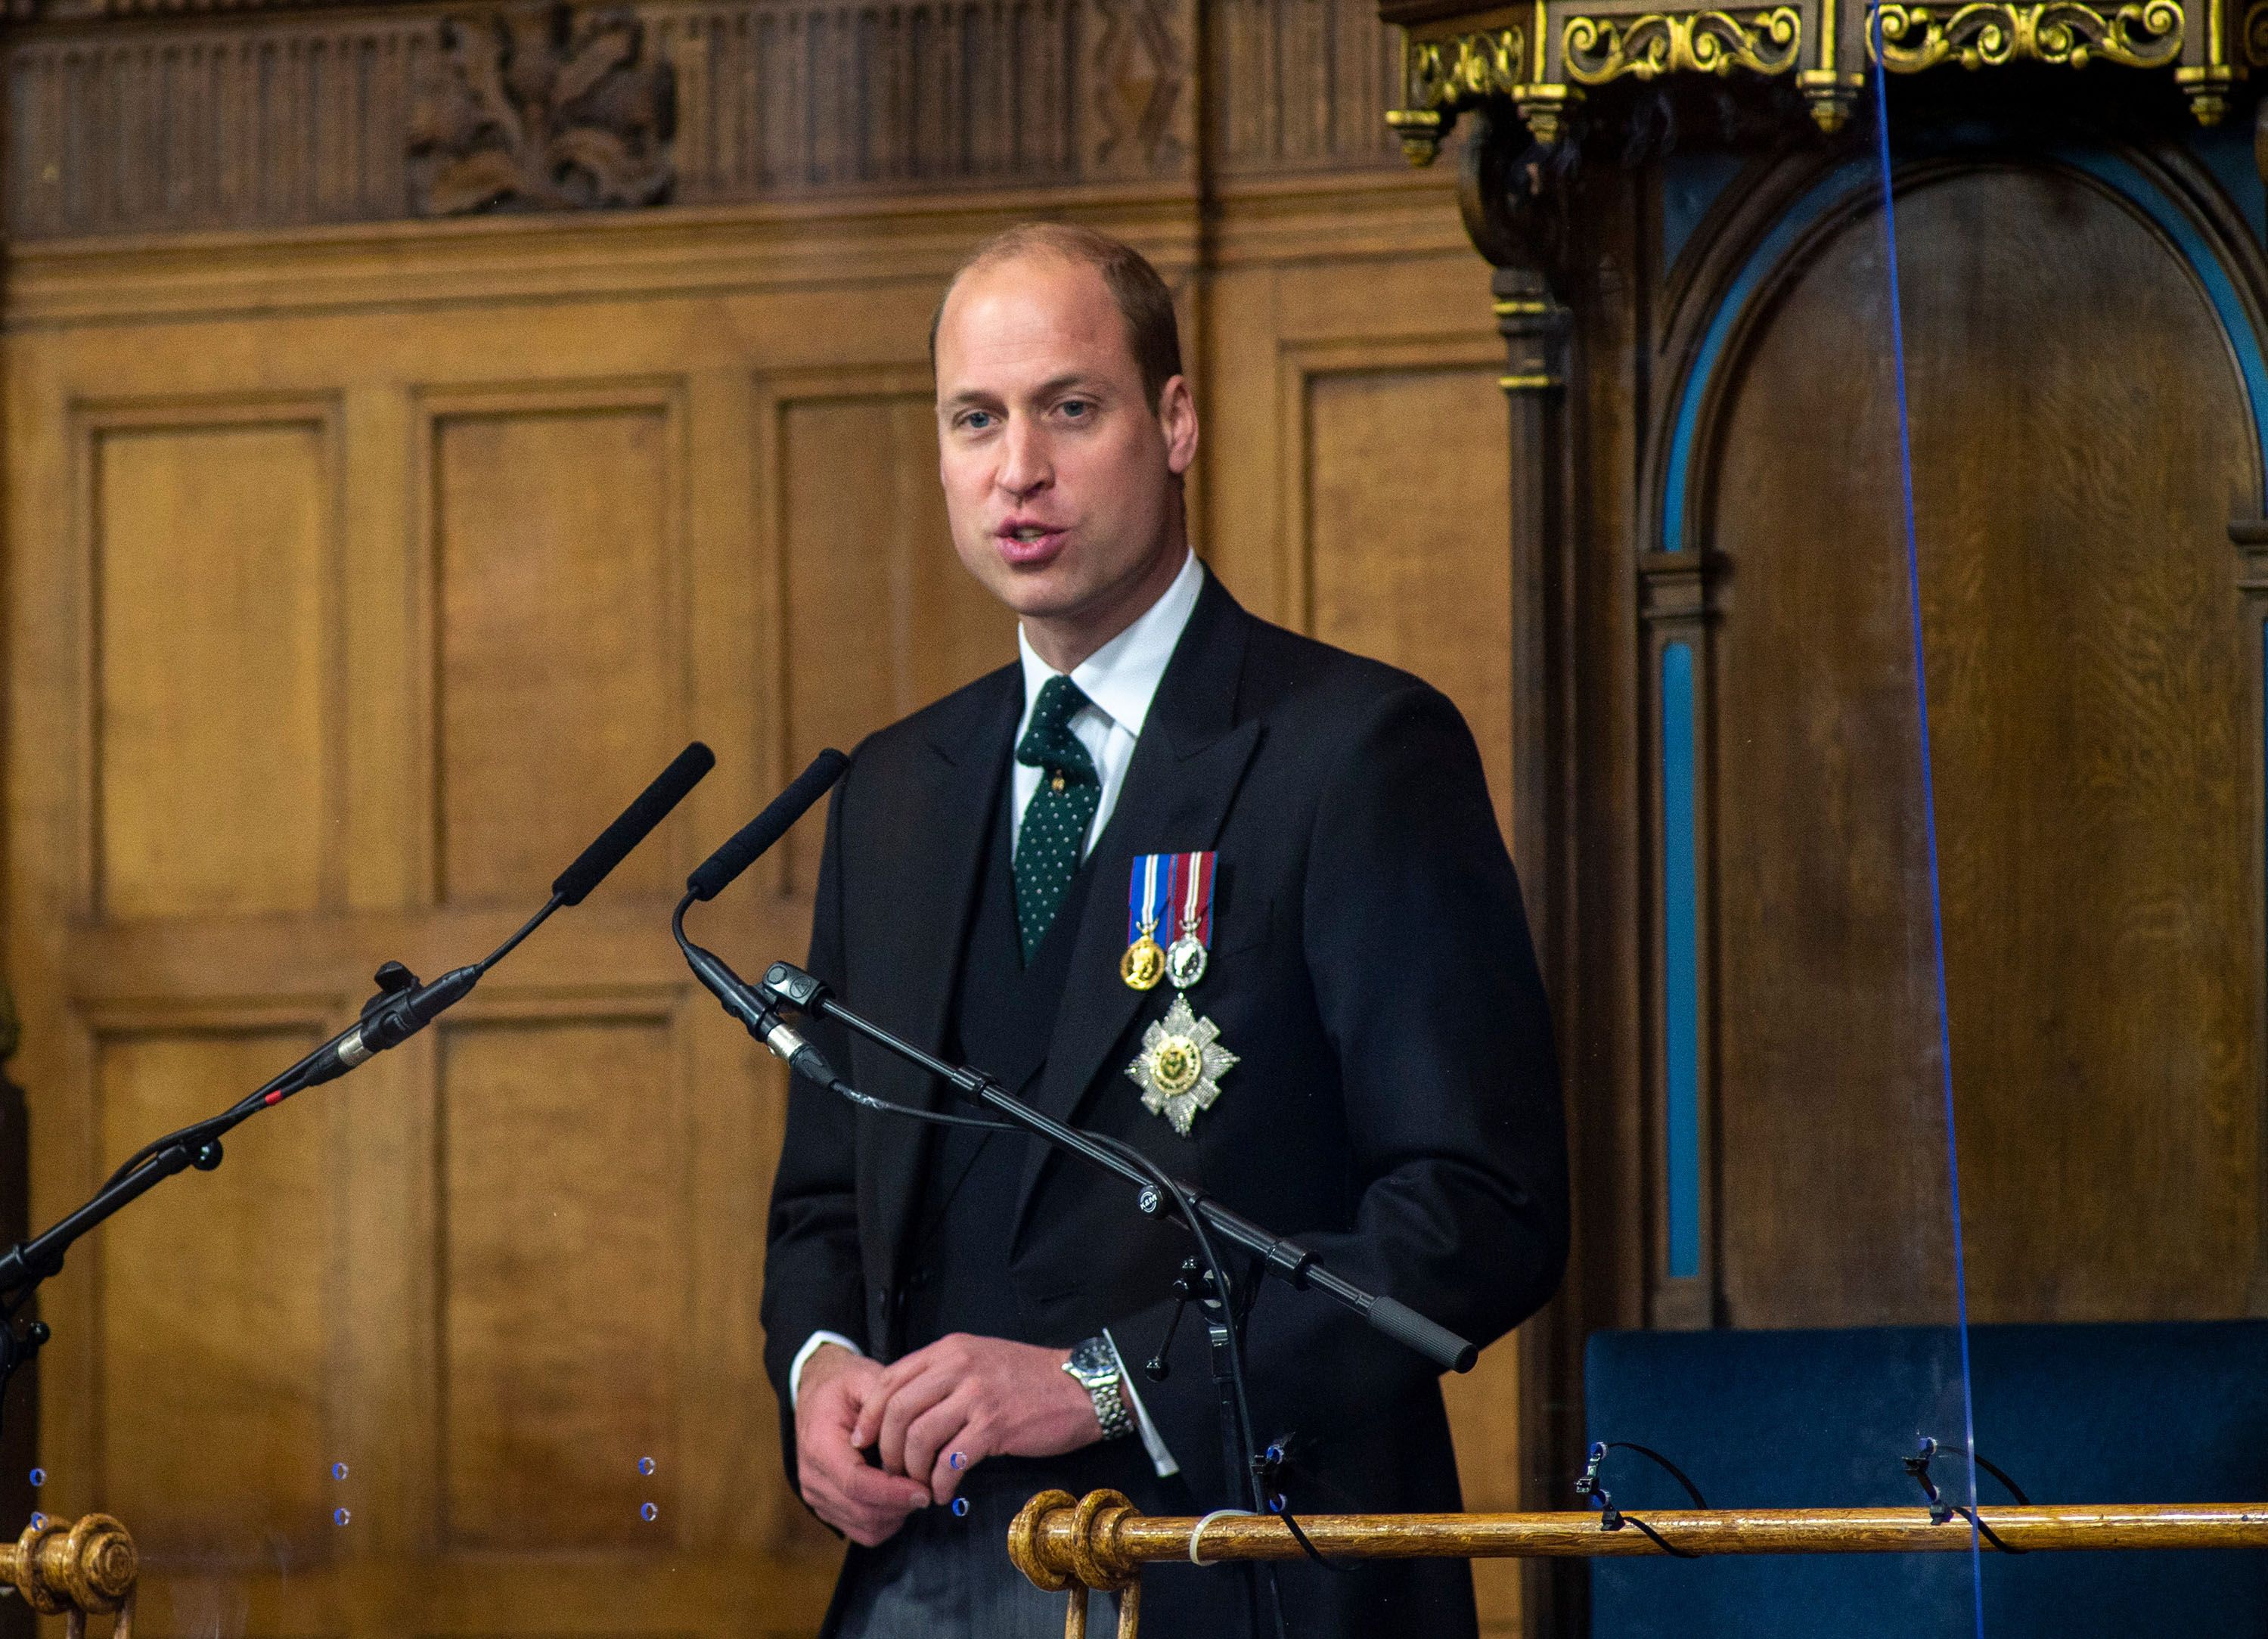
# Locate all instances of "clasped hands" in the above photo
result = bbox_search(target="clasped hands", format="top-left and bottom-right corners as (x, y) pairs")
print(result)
(796, 1333), (1112, 1545)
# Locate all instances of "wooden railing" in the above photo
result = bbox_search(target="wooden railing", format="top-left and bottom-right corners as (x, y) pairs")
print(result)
(1008, 1488), (2268, 1638)
(2, 1513), (136, 1639)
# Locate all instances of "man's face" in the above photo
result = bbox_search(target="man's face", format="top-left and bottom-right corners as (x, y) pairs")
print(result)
(933, 253), (1197, 644)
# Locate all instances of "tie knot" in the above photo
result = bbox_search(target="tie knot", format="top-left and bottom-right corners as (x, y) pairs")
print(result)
(1030, 674), (1089, 733)
(1019, 675), (1099, 783)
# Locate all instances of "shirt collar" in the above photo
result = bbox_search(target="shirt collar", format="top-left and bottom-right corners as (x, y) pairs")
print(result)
(1017, 548), (1202, 736)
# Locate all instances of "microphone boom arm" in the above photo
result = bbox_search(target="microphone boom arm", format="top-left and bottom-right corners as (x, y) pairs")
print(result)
(759, 961), (1477, 1375)
(0, 740), (717, 1434)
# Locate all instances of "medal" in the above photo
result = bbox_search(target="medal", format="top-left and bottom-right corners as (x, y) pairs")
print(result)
(1126, 851), (1216, 992)
(1164, 851), (1215, 990)
(1121, 936), (1165, 991)
(1121, 855), (1168, 990)
(1126, 995), (1239, 1136)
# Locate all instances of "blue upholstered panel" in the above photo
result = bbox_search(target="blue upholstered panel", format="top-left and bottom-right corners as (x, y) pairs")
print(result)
(1586, 1322), (2268, 1635)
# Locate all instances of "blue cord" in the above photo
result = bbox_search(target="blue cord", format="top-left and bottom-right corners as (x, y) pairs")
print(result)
(1865, 15), (1987, 1634)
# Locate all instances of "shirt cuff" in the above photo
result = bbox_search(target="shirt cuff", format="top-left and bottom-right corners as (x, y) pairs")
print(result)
(1102, 1326), (1180, 1479)
(789, 1330), (864, 1410)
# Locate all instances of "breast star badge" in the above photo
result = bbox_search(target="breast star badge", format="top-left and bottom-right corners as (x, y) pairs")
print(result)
(1126, 994), (1238, 1136)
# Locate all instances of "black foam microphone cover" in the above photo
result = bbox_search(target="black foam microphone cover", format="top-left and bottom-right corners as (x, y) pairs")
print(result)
(551, 741), (717, 906)
(686, 749), (849, 902)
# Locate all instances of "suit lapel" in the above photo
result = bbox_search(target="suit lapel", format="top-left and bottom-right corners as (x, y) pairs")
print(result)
(856, 665), (1019, 1286)
(1012, 573), (1261, 1231)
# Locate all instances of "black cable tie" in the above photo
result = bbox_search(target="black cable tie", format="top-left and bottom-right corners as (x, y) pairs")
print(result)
(1903, 1436), (2029, 1554)
(1255, 1441), (1351, 1573)
(1575, 1440), (1708, 1560)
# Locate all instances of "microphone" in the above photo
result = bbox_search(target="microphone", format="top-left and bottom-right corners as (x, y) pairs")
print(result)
(686, 749), (848, 901)
(556, 741), (718, 906)
(679, 940), (841, 1088)
(288, 961), (481, 1091)
(291, 741), (718, 1094)
(675, 753), (854, 1083)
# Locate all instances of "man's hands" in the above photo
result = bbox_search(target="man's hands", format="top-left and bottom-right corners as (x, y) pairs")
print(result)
(795, 1335), (1112, 1544)
(795, 1345), (931, 1546)
(852, 1333), (1108, 1504)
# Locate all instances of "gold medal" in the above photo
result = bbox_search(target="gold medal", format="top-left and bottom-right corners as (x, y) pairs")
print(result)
(1126, 995), (1239, 1136)
(1121, 934), (1166, 991)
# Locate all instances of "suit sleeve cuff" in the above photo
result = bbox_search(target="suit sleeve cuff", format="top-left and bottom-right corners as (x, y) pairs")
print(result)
(1103, 1325), (1180, 1478)
(789, 1330), (864, 1410)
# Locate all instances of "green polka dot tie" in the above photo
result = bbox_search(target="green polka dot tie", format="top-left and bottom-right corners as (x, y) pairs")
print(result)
(1014, 675), (1102, 962)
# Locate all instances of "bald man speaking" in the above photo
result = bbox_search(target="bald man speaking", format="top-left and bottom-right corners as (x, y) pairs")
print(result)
(761, 223), (1568, 1638)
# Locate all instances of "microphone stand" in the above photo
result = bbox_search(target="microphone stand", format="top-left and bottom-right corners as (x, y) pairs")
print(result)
(672, 739), (1468, 1639)
(756, 960), (1479, 1378)
(743, 959), (1479, 1639)
(0, 928), (552, 1433)
(0, 739), (717, 1437)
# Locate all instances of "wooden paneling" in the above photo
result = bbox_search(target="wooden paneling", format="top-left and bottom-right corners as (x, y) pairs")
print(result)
(93, 414), (335, 920)
(663, 2), (1081, 197)
(1, 0), (1414, 240)
(773, 382), (1017, 892)
(1210, 0), (1405, 172)
(439, 1015), (683, 1550)
(1306, 362), (1514, 822)
(431, 395), (683, 908)
(95, 1027), (332, 1560)
(2, 79), (1503, 1639)
(1705, 164), (2259, 1328)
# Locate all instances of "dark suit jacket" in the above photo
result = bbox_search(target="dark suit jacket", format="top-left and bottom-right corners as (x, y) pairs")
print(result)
(761, 568), (1569, 1635)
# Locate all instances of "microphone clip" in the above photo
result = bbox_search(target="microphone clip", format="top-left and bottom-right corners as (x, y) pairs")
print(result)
(361, 961), (419, 1019)
(762, 962), (828, 1013)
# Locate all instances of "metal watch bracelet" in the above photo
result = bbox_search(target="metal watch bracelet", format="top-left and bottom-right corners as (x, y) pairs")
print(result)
(1063, 1334), (1134, 1441)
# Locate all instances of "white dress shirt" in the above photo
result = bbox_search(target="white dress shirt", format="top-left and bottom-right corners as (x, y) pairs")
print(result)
(789, 548), (1204, 1479)
(1010, 546), (1204, 862)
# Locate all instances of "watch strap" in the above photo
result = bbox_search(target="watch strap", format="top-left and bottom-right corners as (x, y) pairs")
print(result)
(1064, 1335), (1134, 1441)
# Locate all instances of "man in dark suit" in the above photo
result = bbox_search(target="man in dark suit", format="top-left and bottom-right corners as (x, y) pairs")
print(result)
(761, 223), (1568, 1638)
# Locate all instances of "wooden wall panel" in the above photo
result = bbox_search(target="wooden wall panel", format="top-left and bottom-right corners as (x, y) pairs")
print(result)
(95, 1027), (332, 1560)
(432, 396), (683, 908)
(774, 386), (1016, 892)
(439, 1016), (684, 1551)
(1209, 0), (1404, 172)
(1705, 166), (2260, 1328)
(1307, 365), (1514, 824)
(94, 415), (334, 919)
(663, 2), (1081, 197)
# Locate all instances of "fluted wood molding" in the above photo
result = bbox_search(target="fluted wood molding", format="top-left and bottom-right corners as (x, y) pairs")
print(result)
(3, 0), (1410, 239)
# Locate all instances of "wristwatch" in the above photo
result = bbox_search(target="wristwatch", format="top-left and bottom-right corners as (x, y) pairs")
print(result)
(1063, 1334), (1135, 1442)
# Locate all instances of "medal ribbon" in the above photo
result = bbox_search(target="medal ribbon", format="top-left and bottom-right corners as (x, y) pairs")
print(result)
(1168, 851), (1215, 947)
(1127, 853), (1169, 945)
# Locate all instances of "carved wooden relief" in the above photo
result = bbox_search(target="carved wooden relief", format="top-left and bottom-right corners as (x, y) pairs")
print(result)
(4, 0), (1410, 237)
(410, 2), (675, 215)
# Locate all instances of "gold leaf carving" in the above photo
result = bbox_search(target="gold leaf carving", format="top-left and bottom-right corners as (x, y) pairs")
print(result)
(1871, 0), (2183, 68)
(409, 0), (674, 216)
(1407, 25), (1529, 107)
(1563, 8), (1803, 83)
(2242, 0), (2268, 62)
(1387, 24), (1525, 164)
